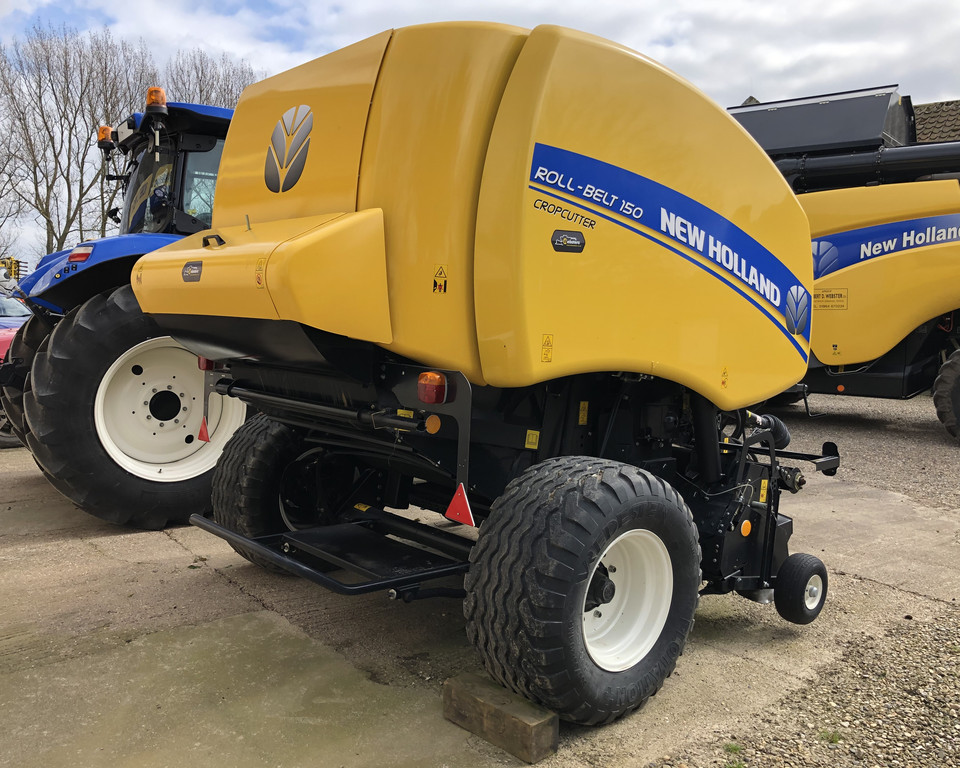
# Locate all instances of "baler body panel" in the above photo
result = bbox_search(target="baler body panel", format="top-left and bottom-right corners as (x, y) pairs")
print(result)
(356, 23), (528, 385)
(212, 30), (391, 228)
(136, 210), (392, 344)
(134, 22), (812, 410)
(474, 26), (811, 408)
(804, 180), (960, 365)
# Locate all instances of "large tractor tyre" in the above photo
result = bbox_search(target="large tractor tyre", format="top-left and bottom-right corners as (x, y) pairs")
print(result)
(23, 285), (247, 529)
(933, 349), (960, 440)
(464, 456), (702, 726)
(0, 315), (52, 445)
(211, 413), (305, 572)
(0, 406), (21, 448)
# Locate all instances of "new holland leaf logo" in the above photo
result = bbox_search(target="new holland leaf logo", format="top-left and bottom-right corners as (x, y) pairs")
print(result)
(264, 105), (313, 193)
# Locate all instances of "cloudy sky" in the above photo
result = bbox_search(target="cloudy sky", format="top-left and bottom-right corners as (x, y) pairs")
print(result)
(1, 0), (958, 108)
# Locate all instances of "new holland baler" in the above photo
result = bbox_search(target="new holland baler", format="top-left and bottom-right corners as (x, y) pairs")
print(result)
(131, 23), (838, 725)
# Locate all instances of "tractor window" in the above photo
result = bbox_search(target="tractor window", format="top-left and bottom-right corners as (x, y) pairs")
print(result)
(181, 139), (225, 229)
(121, 142), (176, 235)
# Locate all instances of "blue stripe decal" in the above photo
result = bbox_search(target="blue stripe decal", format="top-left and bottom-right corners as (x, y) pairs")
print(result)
(529, 143), (810, 357)
(813, 213), (960, 279)
(529, 184), (808, 363)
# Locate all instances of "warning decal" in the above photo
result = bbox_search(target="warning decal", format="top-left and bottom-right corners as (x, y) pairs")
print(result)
(541, 334), (554, 363)
(578, 400), (589, 426)
(433, 263), (448, 294)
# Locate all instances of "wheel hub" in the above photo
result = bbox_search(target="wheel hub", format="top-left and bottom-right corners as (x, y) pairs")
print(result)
(93, 336), (247, 482)
(584, 566), (617, 611)
(804, 575), (824, 609)
(149, 389), (182, 422)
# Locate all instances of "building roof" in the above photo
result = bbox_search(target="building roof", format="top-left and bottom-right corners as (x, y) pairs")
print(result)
(914, 100), (960, 142)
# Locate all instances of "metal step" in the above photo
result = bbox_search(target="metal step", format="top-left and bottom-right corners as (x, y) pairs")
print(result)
(190, 512), (471, 595)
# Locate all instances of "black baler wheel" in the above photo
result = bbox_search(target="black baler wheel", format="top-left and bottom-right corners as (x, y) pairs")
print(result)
(463, 456), (701, 726)
(774, 553), (828, 625)
(212, 413), (305, 572)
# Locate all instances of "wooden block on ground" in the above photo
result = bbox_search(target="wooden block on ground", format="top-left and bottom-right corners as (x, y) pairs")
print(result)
(442, 672), (558, 764)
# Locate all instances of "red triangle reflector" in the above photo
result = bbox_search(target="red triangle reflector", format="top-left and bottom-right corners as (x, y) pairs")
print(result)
(198, 418), (210, 443)
(444, 483), (475, 527)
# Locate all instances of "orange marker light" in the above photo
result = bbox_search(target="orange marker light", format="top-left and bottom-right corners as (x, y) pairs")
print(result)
(417, 371), (447, 404)
(837, 384), (845, 393)
(146, 86), (167, 109)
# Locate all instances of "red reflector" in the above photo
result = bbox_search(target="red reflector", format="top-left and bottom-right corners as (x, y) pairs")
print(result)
(197, 356), (216, 371)
(68, 246), (94, 262)
(444, 483), (475, 527)
(417, 371), (447, 404)
(198, 417), (210, 443)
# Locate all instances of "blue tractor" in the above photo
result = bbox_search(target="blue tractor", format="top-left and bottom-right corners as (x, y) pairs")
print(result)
(0, 88), (246, 528)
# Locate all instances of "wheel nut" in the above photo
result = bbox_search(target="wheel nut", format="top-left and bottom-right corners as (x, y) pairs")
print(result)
(608, 565), (617, 573)
(146, 415), (152, 420)
(593, 610), (602, 618)
(167, 385), (172, 390)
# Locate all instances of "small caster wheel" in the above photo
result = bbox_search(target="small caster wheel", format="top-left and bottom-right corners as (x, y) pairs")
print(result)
(774, 553), (827, 625)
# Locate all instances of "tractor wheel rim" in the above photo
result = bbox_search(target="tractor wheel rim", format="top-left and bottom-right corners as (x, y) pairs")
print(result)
(93, 336), (245, 482)
(804, 574), (824, 610)
(582, 528), (673, 672)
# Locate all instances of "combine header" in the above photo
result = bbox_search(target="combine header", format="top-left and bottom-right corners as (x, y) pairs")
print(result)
(733, 87), (960, 436)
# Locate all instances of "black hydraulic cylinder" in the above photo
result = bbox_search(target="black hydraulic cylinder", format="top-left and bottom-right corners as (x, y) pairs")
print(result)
(216, 381), (423, 432)
(777, 141), (960, 191)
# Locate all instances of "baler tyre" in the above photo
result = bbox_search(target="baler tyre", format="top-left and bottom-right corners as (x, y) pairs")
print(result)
(774, 553), (827, 625)
(22, 285), (247, 529)
(212, 413), (304, 573)
(464, 456), (701, 726)
(0, 315), (51, 445)
(933, 349), (960, 440)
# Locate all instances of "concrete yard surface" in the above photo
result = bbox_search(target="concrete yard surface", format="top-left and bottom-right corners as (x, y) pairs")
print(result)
(1, 394), (957, 768)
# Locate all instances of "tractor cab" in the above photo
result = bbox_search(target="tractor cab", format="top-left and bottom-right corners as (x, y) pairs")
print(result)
(99, 87), (232, 237)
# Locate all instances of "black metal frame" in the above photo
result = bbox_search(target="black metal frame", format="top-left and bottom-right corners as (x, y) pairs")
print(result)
(192, 355), (840, 602)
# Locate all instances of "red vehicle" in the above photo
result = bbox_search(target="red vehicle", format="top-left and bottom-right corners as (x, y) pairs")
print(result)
(0, 295), (29, 447)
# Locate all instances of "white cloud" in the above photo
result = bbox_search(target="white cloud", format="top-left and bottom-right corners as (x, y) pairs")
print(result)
(10, 1), (960, 107)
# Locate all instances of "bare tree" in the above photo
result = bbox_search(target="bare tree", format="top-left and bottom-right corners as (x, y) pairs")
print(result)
(0, 26), (159, 257)
(164, 48), (262, 108)
(0, 26), (260, 265)
(0, 89), (24, 262)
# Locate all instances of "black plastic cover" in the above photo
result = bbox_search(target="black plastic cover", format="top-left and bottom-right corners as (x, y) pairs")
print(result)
(730, 85), (916, 157)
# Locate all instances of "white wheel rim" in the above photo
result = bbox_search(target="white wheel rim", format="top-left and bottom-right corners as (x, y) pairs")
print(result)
(804, 574), (824, 610)
(582, 528), (673, 672)
(93, 336), (246, 482)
